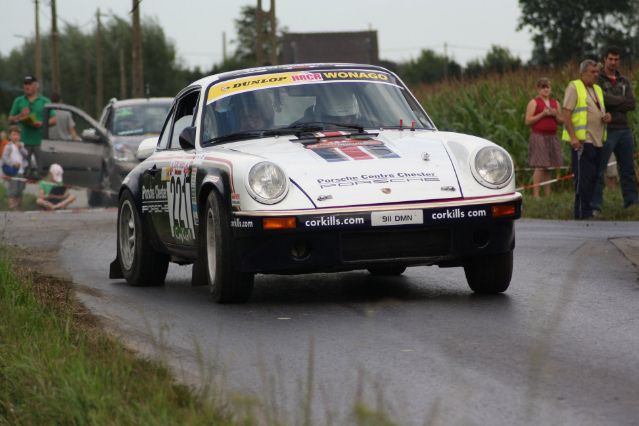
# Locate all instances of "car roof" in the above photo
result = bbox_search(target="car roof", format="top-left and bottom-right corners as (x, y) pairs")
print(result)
(188, 63), (392, 89)
(108, 97), (173, 108)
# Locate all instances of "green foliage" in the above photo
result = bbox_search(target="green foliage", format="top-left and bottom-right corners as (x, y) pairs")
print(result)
(412, 64), (639, 208)
(411, 64), (632, 169)
(518, 0), (639, 65)
(399, 49), (461, 85)
(522, 190), (639, 220)
(0, 254), (234, 425)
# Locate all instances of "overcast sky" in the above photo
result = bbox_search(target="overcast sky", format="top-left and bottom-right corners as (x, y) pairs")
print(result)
(1, 0), (533, 70)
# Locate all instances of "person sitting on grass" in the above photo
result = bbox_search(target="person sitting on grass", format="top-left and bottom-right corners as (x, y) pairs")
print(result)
(36, 163), (76, 211)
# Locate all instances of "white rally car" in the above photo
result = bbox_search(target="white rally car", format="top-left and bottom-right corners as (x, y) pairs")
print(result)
(109, 63), (522, 303)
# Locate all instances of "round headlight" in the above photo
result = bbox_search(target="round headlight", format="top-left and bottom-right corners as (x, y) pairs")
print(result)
(473, 146), (513, 188)
(247, 162), (288, 204)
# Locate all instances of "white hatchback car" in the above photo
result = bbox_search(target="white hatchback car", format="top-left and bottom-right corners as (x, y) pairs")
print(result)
(110, 63), (522, 303)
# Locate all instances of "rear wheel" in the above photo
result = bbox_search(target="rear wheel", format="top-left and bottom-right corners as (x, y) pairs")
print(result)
(464, 251), (513, 294)
(117, 190), (169, 286)
(367, 265), (407, 276)
(201, 190), (254, 303)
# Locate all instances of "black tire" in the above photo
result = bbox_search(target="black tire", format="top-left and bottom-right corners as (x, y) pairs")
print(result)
(367, 265), (407, 276)
(464, 251), (513, 294)
(201, 190), (254, 303)
(117, 190), (169, 286)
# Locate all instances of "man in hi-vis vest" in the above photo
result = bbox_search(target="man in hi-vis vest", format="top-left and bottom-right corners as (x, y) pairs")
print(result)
(562, 59), (612, 219)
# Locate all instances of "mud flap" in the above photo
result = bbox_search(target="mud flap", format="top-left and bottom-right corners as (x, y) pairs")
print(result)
(109, 257), (124, 279)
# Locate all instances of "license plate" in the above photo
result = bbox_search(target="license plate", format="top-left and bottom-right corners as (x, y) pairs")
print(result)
(371, 210), (423, 226)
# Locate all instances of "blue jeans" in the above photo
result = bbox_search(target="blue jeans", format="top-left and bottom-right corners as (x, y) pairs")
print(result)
(591, 128), (638, 209)
(573, 143), (600, 219)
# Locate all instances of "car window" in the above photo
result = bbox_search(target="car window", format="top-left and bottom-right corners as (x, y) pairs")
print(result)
(111, 103), (171, 136)
(156, 105), (175, 151)
(48, 108), (94, 142)
(169, 91), (199, 150)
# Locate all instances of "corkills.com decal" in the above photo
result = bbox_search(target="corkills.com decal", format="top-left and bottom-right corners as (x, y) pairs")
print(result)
(207, 70), (394, 103)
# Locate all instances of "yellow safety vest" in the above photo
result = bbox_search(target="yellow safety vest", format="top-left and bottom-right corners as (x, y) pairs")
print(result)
(562, 79), (606, 142)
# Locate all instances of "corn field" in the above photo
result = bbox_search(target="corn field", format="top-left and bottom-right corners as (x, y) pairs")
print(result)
(411, 64), (639, 187)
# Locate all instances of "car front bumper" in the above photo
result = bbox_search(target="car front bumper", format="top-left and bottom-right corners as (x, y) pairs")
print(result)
(230, 193), (522, 274)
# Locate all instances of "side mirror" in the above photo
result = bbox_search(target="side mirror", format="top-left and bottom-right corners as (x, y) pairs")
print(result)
(81, 128), (101, 142)
(179, 126), (197, 150)
(136, 137), (158, 161)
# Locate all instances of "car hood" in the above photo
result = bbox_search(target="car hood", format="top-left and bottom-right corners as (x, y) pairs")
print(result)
(225, 130), (463, 208)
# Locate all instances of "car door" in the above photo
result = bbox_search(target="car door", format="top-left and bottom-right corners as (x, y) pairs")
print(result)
(41, 104), (108, 189)
(143, 88), (200, 248)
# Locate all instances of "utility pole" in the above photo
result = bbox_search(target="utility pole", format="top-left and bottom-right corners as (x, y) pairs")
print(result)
(443, 42), (448, 81)
(34, 0), (42, 83)
(269, 0), (277, 65)
(131, 0), (144, 98)
(50, 0), (61, 94)
(119, 48), (127, 99)
(255, 0), (264, 66)
(222, 31), (227, 62)
(95, 9), (103, 117)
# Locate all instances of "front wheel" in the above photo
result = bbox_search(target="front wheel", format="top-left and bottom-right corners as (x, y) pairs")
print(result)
(201, 190), (254, 303)
(117, 190), (169, 286)
(464, 251), (513, 294)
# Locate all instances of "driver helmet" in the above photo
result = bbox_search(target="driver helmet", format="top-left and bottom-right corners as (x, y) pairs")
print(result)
(319, 90), (359, 121)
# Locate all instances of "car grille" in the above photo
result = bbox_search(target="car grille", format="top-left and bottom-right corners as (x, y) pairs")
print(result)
(341, 229), (451, 262)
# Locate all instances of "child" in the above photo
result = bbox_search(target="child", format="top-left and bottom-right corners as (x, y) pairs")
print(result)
(2, 125), (28, 209)
(36, 163), (76, 211)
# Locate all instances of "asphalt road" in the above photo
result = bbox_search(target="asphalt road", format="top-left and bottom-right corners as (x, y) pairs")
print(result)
(2, 210), (639, 425)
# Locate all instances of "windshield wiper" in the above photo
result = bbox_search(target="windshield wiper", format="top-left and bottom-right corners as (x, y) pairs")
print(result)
(285, 121), (364, 133)
(203, 130), (267, 145)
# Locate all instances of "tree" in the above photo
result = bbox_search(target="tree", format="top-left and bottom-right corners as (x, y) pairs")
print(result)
(231, 5), (281, 66)
(0, 15), (203, 119)
(518, 0), (639, 65)
(400, 49), (461, 85)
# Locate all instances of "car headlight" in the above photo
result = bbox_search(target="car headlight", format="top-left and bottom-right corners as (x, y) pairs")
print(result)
(472, 146), (513, 188)
(114, 143), (137, 162)
(247, 162), (288, 204)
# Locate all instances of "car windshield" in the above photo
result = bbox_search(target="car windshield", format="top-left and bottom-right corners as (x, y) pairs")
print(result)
(111, 103), (171, 136)
(201, 73), (434, 145)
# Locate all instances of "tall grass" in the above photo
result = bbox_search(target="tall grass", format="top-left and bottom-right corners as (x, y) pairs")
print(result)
(411, 65), (639, 182)
(0, 254), (234, 425)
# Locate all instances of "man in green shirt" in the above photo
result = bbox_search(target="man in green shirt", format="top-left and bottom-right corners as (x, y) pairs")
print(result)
(8, 75), (56, 177)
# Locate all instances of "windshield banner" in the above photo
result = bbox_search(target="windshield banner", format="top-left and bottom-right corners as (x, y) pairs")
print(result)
(207, 70), (394, 104)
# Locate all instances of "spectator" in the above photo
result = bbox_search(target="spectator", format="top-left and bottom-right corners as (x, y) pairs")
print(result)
(2, 125), (29, 210)
(8, 75), (56, 178)
(48, 92), (78, 141)
(0, 130), (9, 157)
(525, 77), (564, 197)
(562, 59), (612, 219)
(36, 163), (76, 211)
(591, 47), (638, 214)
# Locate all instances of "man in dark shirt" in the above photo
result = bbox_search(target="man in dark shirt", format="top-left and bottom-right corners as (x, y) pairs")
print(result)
(591, 47), (638, 213)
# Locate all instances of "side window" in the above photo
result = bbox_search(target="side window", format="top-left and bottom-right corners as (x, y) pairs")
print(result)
(156, 105), (175, 151)
(169, 90), (199, 150)
(48, 108), (92, 141)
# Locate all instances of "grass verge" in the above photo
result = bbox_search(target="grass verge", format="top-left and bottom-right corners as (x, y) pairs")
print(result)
(0, 252), (235, 425)
(0, 251), (399, 425)
(521, 188), (639, 220)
